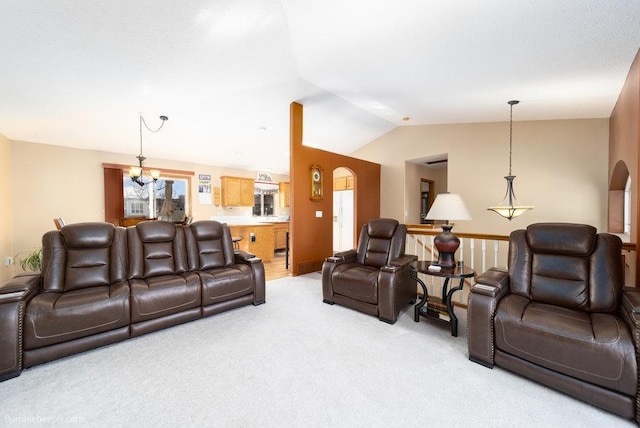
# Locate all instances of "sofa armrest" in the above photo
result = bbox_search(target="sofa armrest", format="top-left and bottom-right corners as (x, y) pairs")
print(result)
(621, 286), (640, 329)
(0, 273), (41, 304)
(467, 267), (510, 368)
(0, 273), (41, 381)
(232, 251), (265, 305)
(234, 250), (260, 264)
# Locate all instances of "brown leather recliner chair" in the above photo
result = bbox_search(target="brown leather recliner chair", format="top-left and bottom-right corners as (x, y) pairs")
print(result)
(468, 223), (640, 422)
(24, 222), (130, 369)
(185, 220), (265, 317)
(322, 218), (417, 324)
(127, 221), (202, 337)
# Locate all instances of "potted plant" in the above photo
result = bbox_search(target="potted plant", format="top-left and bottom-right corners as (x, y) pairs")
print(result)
(16, 248), (42, 272)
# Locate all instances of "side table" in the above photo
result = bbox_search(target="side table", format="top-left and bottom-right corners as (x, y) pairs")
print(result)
(410, 261), (476, 337)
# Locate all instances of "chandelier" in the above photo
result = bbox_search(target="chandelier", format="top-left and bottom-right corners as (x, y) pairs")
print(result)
(487, 100), (533, 220)
(129, 114), (168, 187)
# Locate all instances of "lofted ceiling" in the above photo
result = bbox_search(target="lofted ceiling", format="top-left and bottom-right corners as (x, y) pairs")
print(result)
(1, 1), (639, 174)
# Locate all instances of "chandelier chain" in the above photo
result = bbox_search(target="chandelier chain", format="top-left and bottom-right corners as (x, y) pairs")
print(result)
(139, 114), (167, 157)
(507, 100), (519, 176)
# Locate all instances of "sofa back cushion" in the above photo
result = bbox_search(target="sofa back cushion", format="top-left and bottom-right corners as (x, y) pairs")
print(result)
(127, 221), (188, 279)
(42, 222), (127, 292)
(356, 218), (406, 268)
(185, 221), (234, 270)
(509, 223), (623, 313)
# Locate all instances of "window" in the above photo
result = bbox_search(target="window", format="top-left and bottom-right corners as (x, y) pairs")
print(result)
(253, 193), (274, 216)
(129, 201), (145, 215)
(123, 174), (190, 222)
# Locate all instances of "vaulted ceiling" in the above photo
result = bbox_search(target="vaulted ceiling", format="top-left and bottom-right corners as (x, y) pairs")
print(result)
(1, 1), (639, 174)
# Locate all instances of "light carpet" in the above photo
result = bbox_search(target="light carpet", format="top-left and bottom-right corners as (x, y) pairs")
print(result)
(0, 273), (633, 427)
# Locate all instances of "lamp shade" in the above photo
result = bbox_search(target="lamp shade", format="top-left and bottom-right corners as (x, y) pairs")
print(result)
(425, 193), (471, 267)
(426, 193), (472, 221)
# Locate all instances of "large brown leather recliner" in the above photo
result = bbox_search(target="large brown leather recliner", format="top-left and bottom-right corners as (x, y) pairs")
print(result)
(468, 223), (640, 422)
(322, 218), (417, 324)
(0, 220), (265, 381)
(185, 220), (265, 317)
(24, 222), (130, 369)
(127, 221), (202, 337)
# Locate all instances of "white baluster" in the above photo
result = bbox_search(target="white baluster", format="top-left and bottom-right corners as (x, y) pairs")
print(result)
(481, 239), (487, 273)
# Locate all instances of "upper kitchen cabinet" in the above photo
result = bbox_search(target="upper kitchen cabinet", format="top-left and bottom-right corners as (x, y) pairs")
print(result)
(221, 176), (255, 206)
(333, 176), (354, 191)
(279, 182), (290, 207)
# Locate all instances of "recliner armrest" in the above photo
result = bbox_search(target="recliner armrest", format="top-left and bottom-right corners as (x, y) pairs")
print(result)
(325, 249), (357, 264)
(621, 287), (640, 328)
(471, 267), (509, 297)
(388, 254), (418, 269)
(468, 267), (510, 368)
(0, 273), (41, 304)
(234, 250), (261, 264)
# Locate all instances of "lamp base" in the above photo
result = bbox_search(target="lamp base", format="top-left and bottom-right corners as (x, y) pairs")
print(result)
(434, 224), (460, 268)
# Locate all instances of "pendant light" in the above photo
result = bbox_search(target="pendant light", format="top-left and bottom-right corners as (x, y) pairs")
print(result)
(129, 114), (168, 187)
(487, 100), (533, 220)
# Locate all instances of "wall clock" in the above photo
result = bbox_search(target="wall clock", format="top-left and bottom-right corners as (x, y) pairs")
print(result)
(310, 164), (323, 200)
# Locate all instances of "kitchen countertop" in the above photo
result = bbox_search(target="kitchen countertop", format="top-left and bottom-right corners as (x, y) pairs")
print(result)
(210, 216), (289, 226)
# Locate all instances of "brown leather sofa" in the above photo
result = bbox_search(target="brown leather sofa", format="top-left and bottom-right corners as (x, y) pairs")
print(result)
(468, 223), (639, 422)
(322, 218), (417, 324)
(0, 220), (265, 381)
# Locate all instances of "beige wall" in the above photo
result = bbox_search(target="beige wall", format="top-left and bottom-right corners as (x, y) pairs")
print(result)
(9, 140), (289, 268)
(352, 118), (610, 235)
(0, 133), (13, 282)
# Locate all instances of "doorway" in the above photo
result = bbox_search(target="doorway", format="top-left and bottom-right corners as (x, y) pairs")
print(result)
(420, 179), (435, 223)
(333, 167), (355, 253)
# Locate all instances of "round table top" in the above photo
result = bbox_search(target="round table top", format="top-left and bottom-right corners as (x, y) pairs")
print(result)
(410, 260), (476, 278)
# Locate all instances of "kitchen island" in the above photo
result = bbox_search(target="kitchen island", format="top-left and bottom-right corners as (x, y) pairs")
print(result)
(226, 222), (289, 262)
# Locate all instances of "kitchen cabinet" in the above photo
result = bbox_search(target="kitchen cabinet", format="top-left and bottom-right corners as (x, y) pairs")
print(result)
(333, 176), (354, 191)
(273, 222), (289, 250)
(279, 182), (290, 207)
(221, 176), (255, 206)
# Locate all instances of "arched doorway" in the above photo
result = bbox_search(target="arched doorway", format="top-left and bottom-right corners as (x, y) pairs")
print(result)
(609, 160), (631, 235)
(333, 167), (355, 253)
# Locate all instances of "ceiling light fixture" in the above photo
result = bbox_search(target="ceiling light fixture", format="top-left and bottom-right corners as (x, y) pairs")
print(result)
(129, 114), (168, 187)
(487, 100), (533, 220)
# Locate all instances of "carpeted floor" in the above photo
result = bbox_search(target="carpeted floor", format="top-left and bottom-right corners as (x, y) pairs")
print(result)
(0, 273), (633, 427)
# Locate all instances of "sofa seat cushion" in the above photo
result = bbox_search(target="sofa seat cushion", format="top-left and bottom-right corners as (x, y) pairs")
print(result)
(495, 294), (637, 395)
(24, 282), (130, 350)
(198, 264), (254, 306)
(332, 264), (379, 304)
(130, 272), (201, 323)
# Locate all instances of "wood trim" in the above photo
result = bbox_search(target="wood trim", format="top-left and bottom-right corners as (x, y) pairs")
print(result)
(101, 163), (194, 177)
(407, 224), (636, 251)
(407, 225), (509, 242)
(104, 167), (124, 225)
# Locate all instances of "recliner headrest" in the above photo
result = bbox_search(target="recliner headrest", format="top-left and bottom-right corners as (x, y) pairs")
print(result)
(61, 222), (114, 249)
(526, 223), (597, 256)
(136, 221), (176, 242)
(190, 221), (224, 240)
(367, 218), (399, 239)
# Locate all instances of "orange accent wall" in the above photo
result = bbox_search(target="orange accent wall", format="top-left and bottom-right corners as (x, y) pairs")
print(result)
(289, 102), (381, 275)
(610, 48), (640, 282)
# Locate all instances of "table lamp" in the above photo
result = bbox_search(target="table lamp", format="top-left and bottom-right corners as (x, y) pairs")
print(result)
(425, 193), (472, 267)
